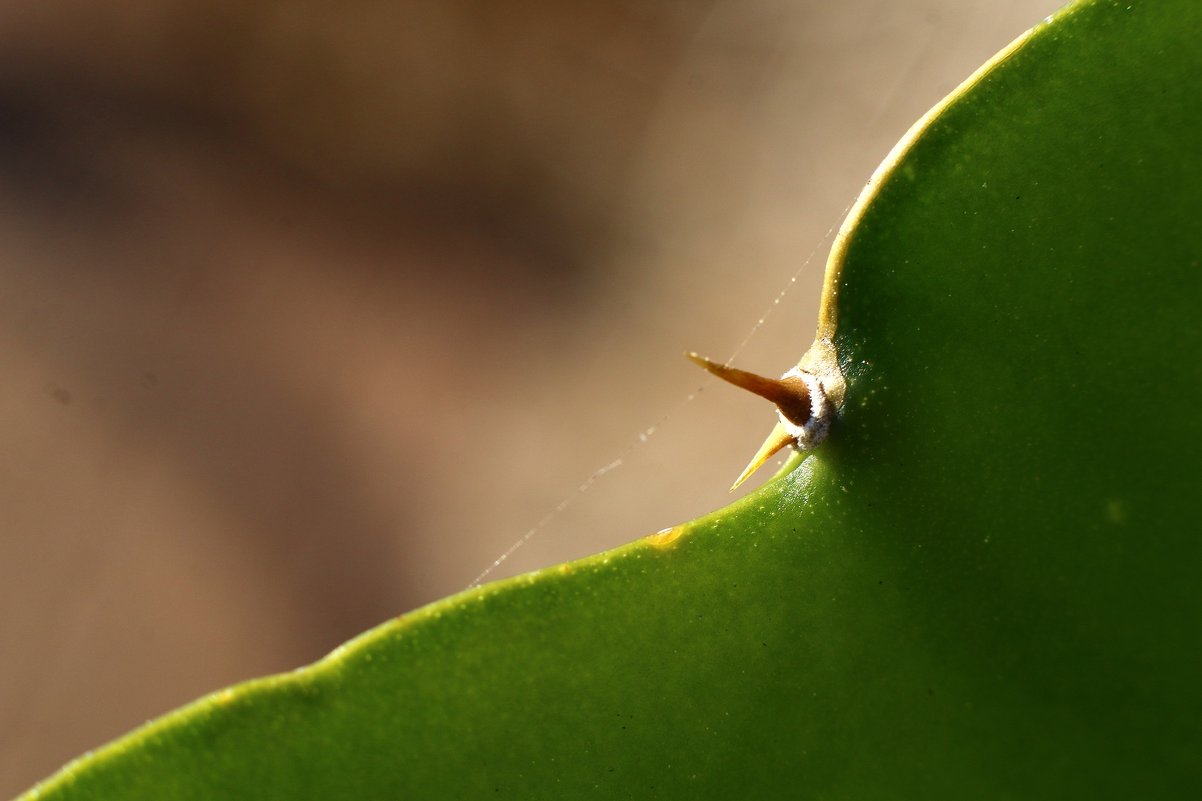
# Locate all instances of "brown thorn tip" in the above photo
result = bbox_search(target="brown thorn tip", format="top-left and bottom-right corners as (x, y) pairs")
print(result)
(685, 352), (811, 427)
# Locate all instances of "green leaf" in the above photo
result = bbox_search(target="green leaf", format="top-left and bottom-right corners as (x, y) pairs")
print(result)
(21, 0), (1202, 798)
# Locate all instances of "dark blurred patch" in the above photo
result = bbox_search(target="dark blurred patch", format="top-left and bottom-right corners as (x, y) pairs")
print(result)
(0, 0), (731, 303)
(0, 75), (609, 306)
(0, 80), (124, 218)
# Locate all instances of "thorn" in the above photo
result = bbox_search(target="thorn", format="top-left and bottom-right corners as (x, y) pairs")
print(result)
(730, 422), (795, 491)
(687, 352), (816, 489)
(685, 352), (811, 426)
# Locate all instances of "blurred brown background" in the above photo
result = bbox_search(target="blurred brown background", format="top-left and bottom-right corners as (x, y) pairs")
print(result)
(0, 0), (1058, 794)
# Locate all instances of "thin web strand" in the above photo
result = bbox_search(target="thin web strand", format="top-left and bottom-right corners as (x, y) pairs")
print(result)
(722, 203), (851, 366)
(466, 204), (850, 589)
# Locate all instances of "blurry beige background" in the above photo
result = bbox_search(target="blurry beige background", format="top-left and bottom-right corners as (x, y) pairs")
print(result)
(0, 0), (1058, 794)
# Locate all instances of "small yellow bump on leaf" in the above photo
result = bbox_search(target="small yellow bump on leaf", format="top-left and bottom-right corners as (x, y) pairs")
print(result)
(646, 526), (685, 549)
